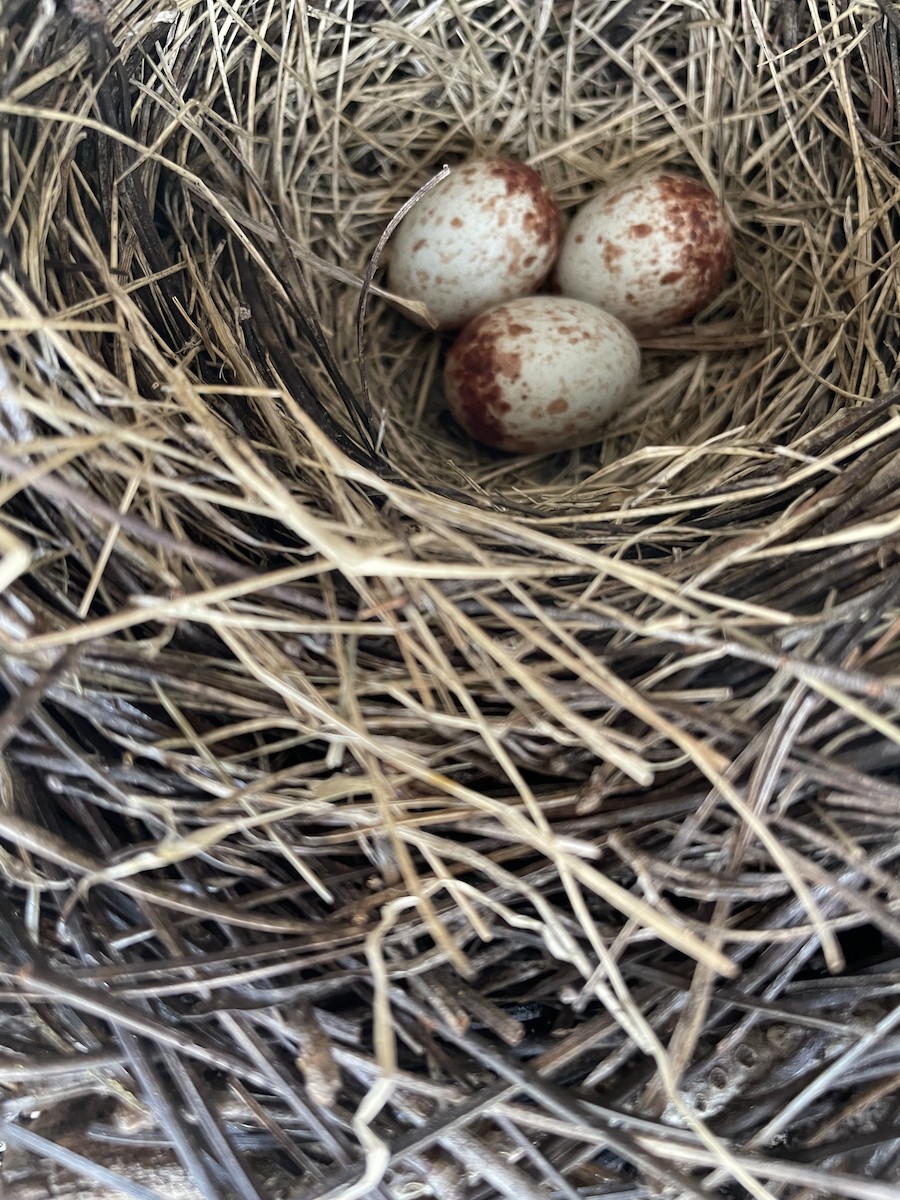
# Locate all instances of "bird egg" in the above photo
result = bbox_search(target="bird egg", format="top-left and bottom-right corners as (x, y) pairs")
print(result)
(555, 171), (732, 335)
(389, 157), (561, 330)
(444, 296), (641, 454)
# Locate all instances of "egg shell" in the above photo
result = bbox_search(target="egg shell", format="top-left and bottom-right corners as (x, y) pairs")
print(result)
(554, 171), (732, 335)
(388, 157), (561, 330)
(444, 296), (641, 454)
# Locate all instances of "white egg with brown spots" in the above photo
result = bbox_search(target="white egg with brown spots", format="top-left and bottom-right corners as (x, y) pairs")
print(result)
(554, 171), (732, 335)
(444, 296), (641, 454)
(388, 157), (561, 330)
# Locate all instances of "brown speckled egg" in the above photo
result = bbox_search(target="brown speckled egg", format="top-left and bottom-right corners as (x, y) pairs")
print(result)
(554, 171), (732, 335)
(444, 296), (641, 454)
(388, 157), (561, 330)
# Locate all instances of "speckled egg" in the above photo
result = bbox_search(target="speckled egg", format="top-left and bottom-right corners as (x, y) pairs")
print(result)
(554, 171), (732, 335)
(444, 296), (641, 454)
(388, 157), (561, 330)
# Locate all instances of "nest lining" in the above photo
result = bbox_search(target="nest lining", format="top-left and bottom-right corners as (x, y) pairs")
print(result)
(0, 1), (899, 1199)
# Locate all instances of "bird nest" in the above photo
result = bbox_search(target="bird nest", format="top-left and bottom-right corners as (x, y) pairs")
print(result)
(1, 2), (899, 1198)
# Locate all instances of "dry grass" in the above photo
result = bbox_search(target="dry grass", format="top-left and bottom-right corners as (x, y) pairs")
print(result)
(0, 1), (899, 1198)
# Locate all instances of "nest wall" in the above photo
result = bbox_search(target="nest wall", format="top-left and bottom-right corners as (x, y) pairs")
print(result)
(0, 2), (899, 1199)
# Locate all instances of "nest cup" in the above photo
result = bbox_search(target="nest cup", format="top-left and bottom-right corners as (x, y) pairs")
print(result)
(1, 3), (899, 1199)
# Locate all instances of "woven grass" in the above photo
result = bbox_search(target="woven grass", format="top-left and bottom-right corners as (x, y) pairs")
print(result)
(1, 0), (899, 1197)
